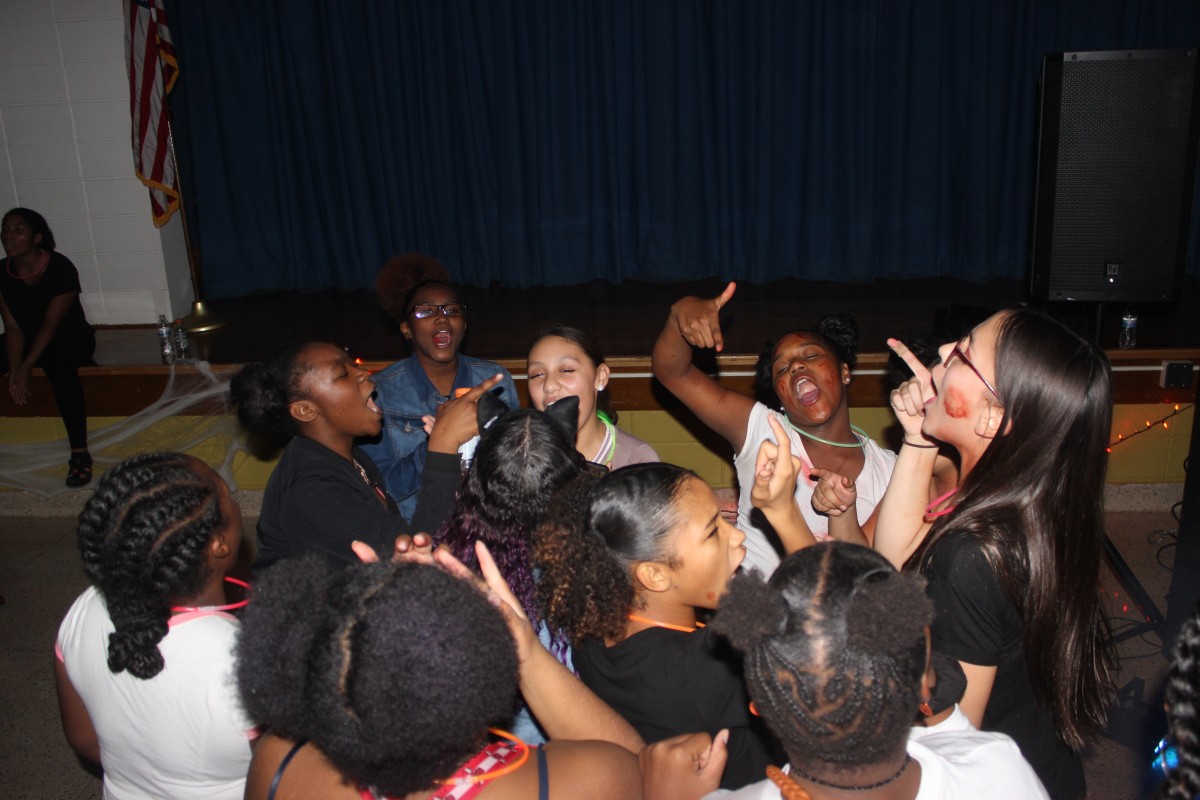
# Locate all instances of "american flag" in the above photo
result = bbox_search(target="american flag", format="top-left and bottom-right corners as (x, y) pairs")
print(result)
(125, 0), (179, 228)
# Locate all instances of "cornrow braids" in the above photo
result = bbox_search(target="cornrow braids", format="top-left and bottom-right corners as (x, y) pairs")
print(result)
(75, 453), (226, 680)
(236, 558), (518, 798)
(712, 542), (932, 774)
(1155, 602), (1200, 800)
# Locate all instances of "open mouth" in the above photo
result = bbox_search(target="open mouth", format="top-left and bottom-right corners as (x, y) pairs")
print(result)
(793, 377), (820, 406)
(432, 331), (452, 347)
(366, 392), (381, 415)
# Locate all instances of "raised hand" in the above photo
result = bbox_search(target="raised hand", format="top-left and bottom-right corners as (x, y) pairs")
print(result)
(670, 282), (736, 352)
(751, 414), (804, 516)
(810, 468), (857, 516)
(426, 373), (504, 452)
(887, 338), (936, 442)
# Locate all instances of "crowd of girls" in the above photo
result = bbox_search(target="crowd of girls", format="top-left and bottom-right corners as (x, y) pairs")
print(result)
(53, 254), (1187, 800)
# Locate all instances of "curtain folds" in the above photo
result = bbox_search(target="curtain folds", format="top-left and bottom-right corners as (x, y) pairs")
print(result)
(165, 0), (1200, 298)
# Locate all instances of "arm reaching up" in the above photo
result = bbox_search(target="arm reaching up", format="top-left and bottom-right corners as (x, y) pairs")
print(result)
(871, 339), (942, 568)
(750, 415), (817, 553)
(651, 283), (756, 451)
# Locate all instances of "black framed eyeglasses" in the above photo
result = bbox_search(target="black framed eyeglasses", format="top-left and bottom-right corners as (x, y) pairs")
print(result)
(409, 303), (467, 319)
(945, 344), (999, 400)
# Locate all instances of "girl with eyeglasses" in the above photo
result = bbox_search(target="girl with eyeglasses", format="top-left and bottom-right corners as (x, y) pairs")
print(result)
(362, 254), (519, 517)
(866, 308), (1115, 800)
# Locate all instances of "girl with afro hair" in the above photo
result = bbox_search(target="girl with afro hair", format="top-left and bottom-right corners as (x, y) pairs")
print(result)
(238, 556), (643, 800)
(534, 461), (781, 790)
(363, 253), (519, 518)
(54, 452), (255, 800)
(652, 283), (896, 576)
(642, 542), (1048, 799)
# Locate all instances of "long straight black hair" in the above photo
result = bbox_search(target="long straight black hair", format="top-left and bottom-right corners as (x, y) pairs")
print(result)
(909, 307), (1115, 750)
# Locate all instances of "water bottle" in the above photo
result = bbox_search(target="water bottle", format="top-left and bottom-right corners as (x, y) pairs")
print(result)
(156, 315), (175, 364)
(173, 319), (190, 360)
(1119, 313), (1137, 350)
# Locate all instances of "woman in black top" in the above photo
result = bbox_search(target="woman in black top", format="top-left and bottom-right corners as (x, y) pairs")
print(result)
(535, 462), (782, 790)
(231, 342), (498, 569)
(874, 308), (1115, 799)
(0, 208), (95, 486)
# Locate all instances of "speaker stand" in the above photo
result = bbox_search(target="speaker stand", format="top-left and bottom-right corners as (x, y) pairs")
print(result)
(1088, 301), (1166, 644)
(1105, 536), (1166, 644)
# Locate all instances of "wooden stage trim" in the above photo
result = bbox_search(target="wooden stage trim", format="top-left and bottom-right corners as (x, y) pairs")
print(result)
(1, 349), (1196, 418)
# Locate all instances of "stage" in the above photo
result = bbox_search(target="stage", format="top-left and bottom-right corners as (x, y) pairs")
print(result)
(93, 275), (1200, 369)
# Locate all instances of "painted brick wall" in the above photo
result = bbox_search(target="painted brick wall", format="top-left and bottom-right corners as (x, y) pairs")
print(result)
(0, 0), (191, 326)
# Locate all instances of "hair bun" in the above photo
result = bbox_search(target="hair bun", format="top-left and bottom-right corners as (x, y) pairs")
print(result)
(230, 361), (291, 436)
(107, 614), (169, 678)
(376, 253), (452, 319)
(711, 570), (788, 652)
(845, 570), (932, 652)
(816, 313), (860, 364)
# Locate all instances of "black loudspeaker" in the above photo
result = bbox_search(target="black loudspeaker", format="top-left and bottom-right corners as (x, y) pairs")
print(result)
(1030, 48), (1200, 302)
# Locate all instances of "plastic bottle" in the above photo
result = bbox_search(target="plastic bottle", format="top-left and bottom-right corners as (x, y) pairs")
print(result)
(173, 319), (190, 360)
(1119, 313), (1137, 350)
(157, 315), (175, 364)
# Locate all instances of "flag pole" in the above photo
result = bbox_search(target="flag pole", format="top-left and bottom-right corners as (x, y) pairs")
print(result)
(169, 120), (225, 333)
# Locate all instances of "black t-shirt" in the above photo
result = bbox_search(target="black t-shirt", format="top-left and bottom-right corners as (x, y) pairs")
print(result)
(574, 626), (782, 790)
(0, 252), (93, 357)
(253, 437), (460, 571)
(923, 531), (1084, 800)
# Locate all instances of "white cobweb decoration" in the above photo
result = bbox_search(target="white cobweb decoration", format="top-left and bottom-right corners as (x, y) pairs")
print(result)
(0, 361), (247, 497)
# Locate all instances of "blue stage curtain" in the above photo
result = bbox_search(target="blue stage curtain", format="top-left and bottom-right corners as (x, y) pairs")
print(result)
(165, 0), (1200, 298)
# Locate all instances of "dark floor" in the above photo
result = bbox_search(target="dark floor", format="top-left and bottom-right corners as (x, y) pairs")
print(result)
(107, 275), (1200, 367)
(0, 505), (1186, 800)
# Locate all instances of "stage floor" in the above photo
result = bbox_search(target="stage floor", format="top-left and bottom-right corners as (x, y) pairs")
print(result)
(96, 275), (1200, 367)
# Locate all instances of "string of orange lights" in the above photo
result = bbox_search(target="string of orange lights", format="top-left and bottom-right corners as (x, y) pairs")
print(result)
(1107, 404), (1194, 453)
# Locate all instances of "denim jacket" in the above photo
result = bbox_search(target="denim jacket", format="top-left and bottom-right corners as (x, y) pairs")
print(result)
(360, 354), (518, 519)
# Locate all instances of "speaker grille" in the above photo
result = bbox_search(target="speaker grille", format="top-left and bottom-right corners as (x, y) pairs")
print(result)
(1032, 50), (1198, 302)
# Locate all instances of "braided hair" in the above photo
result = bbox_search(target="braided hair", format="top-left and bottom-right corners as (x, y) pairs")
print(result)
(236, 557), (518, 798)
(1155, 602), (1200, 800)
(754, 313), (860, 403)
(75, 453), (228, 680)
(535, 463), (695, 647)
(712, 542), (932, 777)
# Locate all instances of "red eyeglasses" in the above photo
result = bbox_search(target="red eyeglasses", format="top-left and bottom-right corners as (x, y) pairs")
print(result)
(945, 344), (1000, 400)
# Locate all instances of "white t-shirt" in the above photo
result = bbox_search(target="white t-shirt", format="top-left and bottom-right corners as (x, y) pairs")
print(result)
(704, 707), (1049, 799)
(56, 586), (254, 800)
(733, 402), (897, 576)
